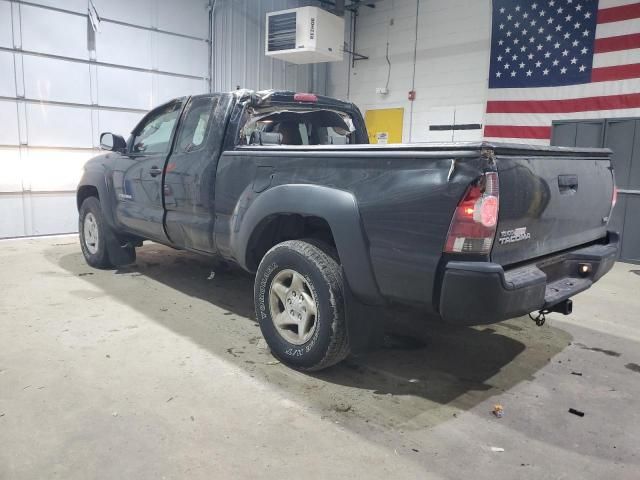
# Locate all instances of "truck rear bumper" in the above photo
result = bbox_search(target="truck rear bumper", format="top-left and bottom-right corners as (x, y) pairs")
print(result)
(439, 233), (619, 325)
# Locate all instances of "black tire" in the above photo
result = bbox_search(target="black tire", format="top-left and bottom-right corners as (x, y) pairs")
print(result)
(78, 196), (114, 269)
(254, 239), (350, 371)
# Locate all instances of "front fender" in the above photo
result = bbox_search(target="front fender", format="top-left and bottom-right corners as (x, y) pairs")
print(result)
(233, 184), (382, 305)
(77, 166), (117, 229)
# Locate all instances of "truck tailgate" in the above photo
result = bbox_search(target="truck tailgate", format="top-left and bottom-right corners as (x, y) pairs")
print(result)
(491, 148), (615, 266)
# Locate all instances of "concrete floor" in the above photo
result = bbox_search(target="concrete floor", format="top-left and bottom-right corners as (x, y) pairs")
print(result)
(1, 236), (639, 479)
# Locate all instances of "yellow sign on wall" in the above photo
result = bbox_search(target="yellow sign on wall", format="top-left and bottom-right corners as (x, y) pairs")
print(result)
(365, 108), (404, 144)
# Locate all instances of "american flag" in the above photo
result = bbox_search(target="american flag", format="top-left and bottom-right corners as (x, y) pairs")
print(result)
(484, 0), (640, 144)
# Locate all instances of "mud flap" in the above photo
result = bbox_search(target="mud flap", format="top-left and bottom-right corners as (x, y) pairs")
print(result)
(344, 279), (386, 354)
(104, 227), (136, 266)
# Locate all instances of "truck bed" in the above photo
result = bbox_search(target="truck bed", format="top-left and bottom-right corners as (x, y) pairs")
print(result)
(220, 141), (614, 311)
(237, 141), (614, 268)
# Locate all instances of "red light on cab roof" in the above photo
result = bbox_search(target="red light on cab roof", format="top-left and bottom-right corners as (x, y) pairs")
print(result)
(293, 93), (318, 102)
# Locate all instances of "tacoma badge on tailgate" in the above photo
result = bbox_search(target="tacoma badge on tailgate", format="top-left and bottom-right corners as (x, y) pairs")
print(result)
(498, 227), (531, 245)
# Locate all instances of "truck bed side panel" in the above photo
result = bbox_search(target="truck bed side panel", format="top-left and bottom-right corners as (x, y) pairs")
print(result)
(215, 150), (486, 308)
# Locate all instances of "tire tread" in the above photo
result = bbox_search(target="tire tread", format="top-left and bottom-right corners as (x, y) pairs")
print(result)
(79, 196), (114, 269)
(257, 239), (350, 371)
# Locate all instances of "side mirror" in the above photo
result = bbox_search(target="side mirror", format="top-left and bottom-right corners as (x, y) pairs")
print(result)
(100, 132), (126, 152)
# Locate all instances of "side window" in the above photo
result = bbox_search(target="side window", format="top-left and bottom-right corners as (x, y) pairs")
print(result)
(131, 101), (182, 155)
(175, 96), (217, 153)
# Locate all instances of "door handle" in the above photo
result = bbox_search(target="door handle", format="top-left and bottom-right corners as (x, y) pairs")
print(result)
(149, 166), (162, 177)
(558, 175), (578, 194)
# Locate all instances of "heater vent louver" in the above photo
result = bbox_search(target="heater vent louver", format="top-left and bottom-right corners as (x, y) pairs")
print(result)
(267, 12), (297, 52)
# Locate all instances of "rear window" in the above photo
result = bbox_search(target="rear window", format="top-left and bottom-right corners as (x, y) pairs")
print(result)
(240, 108), (356, 146)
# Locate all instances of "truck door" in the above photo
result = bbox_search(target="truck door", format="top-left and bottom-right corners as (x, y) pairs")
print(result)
(115, 99), (184, 242)
(164, 94), (229, 252)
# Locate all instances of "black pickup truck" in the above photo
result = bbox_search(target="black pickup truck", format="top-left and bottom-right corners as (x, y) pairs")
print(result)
(77, 90), (618, 370)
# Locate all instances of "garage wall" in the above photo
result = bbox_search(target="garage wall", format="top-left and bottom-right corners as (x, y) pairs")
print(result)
(0, 0), (321, 239)
(211, 0), (326, 94)
(0, 0), (210, 238)
(326, 0), (492, 143)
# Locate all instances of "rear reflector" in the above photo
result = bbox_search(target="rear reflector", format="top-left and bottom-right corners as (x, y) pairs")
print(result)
(293, 93), (318, 102)
(444, 172), (500, 254)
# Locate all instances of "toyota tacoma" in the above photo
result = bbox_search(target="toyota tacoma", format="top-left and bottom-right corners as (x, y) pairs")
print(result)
(77, 90), (619, 370)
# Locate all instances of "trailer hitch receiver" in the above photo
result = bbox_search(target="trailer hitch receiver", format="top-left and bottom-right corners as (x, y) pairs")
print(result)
(529, 299), (573, 326)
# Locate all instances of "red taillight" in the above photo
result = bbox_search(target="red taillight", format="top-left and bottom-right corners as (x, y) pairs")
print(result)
(293, 93), (318, 103)
(478, 195), (499, 227)
(444, 172), (499, 254)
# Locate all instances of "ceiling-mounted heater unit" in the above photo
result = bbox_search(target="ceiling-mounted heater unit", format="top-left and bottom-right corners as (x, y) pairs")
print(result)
(265, 6), (344, 64)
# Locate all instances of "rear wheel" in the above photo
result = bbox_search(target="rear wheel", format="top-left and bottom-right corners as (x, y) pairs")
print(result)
(79, 196), (113, 269)
(254, 239), (350, 371)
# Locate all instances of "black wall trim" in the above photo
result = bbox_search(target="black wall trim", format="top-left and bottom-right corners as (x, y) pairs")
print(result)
(429, 123), (483, 131)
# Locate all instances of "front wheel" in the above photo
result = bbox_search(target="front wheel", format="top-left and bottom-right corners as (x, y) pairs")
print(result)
(79, 196), (113, 268)
(254, 240), (350, 371)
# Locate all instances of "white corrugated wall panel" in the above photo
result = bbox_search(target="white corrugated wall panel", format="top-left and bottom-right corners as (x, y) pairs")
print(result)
(155, 76), (208, 106)
(0, 1), (12, 48)
(0, 148), (22, 191)
(0, 101), (20, 145)
(96, 66), (154, 110)
(20, 5), (90, 59)
(26, 104), (93, 148)
(22, 56), (92, 104)
(26, 0), (87, 14)
(155, 33), (209, 77)
(29, 193), (79, 235)
(0, 195), (27, 238)
(157, 0), (209, 38)
(93, 0), (154, 27)
(26, 149), (94, 192)
(97, 23), (153, 69)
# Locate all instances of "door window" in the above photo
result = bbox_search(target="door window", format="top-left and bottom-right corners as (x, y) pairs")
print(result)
(176, 96), (218, 153)
(131, 101), (182, 155)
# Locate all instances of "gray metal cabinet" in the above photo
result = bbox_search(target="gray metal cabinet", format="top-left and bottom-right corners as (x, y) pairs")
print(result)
(552, 118), (640, 264)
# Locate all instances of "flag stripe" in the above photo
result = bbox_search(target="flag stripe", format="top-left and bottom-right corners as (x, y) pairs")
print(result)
(593, 48), (640, 67)
(594, 33), (640, 52)
(484, 125), (551, 139)
(591, 62), (640, 80)
(595, 18), (640, 38)
(600, 0), (640, 8)
(486, 108), (640, 126)
(487, 92), (640, 114)
(484, 137), (551, 145)
(487, 78), (640, 101)
(597, 2), (640, 24)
